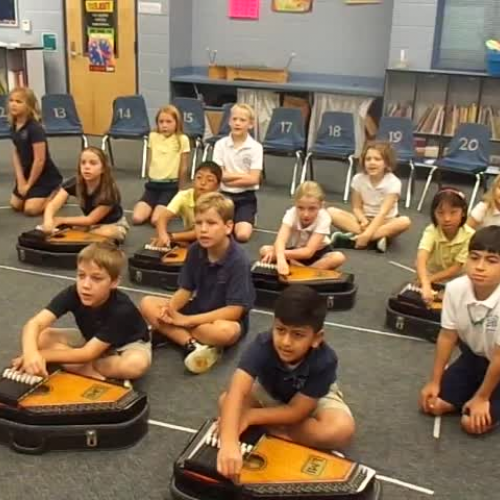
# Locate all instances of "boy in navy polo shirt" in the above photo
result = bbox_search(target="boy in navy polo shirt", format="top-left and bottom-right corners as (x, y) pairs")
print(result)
(217, 285), (355, 480)
(140, 192), (255, 374)
(420, 226), (500, 435)
(12, 242), (151, 384)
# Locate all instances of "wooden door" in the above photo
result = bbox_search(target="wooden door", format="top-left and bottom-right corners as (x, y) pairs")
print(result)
(65, 0), (137, 135)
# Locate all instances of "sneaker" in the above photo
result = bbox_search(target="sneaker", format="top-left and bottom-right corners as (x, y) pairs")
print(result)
(331, 231), (355, 249)
(107, 377), (133, 388)
(184, 344), (222, 374)
(376, 236), (387, 253)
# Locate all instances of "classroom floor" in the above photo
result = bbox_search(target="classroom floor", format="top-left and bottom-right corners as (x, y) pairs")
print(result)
(0, 137), (497, 500)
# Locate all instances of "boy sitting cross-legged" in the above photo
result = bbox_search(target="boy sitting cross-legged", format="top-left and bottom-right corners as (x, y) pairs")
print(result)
(12, 242), (152, 383)
(140, 192), (255, 374)
(217, 285), (355, 481)
(420, 226), (500, 435)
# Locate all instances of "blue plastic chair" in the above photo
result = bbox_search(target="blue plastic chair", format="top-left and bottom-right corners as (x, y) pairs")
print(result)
(41, 94), (88, 150)
(0, 94), (10, 139)
(101, 95), (150, 178)
(377, 117), (416, 209)
(172, 97), (206, 178)
(301, 112), (356, 202)
(202, 103), (233, 161)
(263, 107), (306, 196)
(417, 123), (491, 213)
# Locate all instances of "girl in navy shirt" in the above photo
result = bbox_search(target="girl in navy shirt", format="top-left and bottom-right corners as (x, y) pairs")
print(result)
(9, 87), (62, 215)
(42, 147), (128, 242)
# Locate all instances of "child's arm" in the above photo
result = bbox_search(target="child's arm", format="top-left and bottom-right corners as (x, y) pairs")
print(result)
(420, 327), (458, 413)
(351, 191), (368, 227)
(155, 208), (177, 246)
(54, 205), (113, 228)
(12, 148), (27, 192)
(178, 152), (189, 189)
(218, 369), (255, 480)
(273, 223), (292, 273)
(222, 170), (261, 188)
(283, 233), (325, 261)
(25, 142), (47, 192)
(465, 345), (500, 432)
(170, 305), (244, 329)
(17, 309), (57, 376)
(43, 188), (70, 232)
(428, 263), (464, 284)
(466, 202), (484, 230)
(465, 215), (479, 229)
(39, 337), (110, 365)
(168, 288), (193, 312)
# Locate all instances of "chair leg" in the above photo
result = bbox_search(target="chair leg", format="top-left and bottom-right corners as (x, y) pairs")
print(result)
(343, 155), (355, 203)
(309, 157), (314, 181)
(141, 136), (148, 178)
(190, 139), (198, 179)
(290, 151), (303, 196)
(202, 144), (210, 162)
(108, 139), (115, 167)
(417, 166), (437, 212)
(469, 174), (482, 214)
(101, 135), (108, 152)
(405, 161), (415, 209)
(300, 152), (312, 185)
(81, 135), (88, 150)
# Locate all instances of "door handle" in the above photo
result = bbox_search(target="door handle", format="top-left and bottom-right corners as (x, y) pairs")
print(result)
(70, 41), (82, 58)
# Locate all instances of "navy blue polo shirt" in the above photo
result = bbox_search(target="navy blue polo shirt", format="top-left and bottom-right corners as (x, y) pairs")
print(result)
(46, 285), (149, 347)
(62, 177), (123, 224)
(12, 119), (61, 186)
(178, 239), (255, 330)
(238, 331), (338, 403)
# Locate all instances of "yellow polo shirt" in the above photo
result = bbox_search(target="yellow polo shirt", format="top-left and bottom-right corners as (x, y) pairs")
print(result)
(166, 188), (196, 229)
(418, 223), (475, 273)
(148, 132), (190, 181)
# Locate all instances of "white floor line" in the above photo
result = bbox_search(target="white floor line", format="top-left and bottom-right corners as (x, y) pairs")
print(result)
(0, 264), (425, 342)
(148, 419), (197, 434)
(389, 260), (416, 273)
(147, 416), (434, 496)
(0, 206), (12, 210)
(0, 264), (170, 297)
(376, 474), (434, 496)
(433, 415), (442, 440)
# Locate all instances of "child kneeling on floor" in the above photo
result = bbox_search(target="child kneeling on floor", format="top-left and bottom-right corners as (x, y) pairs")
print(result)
(12, 242), (152, 384)
(140, 192), (255, 374)
(420, 226), (500, 435)
(217, 285), (355, 480)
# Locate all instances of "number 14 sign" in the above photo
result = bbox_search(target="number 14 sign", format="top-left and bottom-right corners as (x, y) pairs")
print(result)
(228, 0), (260, 20)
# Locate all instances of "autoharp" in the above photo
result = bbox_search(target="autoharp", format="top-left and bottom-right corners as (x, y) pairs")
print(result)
(171, 419), (381, 500)
(0, 368), (148, 453)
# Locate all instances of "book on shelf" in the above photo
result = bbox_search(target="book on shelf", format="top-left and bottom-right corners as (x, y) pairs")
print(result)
(385, 101), (412, 118)
(7, 70), (25, 90)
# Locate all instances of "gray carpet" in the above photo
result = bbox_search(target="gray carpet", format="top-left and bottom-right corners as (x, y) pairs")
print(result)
(0, 137), (496, 500)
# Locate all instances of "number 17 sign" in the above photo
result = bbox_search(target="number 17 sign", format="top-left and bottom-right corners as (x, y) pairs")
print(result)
(228, 0), (260, 20)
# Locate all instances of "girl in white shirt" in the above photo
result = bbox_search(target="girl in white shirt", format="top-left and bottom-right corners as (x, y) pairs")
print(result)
(467, 174), (500, 230)
(260, 181), (346, 276)
(328, 141), (411, 253)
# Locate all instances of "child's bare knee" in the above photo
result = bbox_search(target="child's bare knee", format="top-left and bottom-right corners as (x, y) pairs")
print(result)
(321, 414), (355, 448)
(123, 354), (151, 379)
(218, 392), (228, 410)
(24, 205), (42, 217)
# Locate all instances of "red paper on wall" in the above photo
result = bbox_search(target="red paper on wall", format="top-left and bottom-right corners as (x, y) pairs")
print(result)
(228, 0), (260, 19)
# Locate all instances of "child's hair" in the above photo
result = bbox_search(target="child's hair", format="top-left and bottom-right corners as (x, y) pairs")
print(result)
(155, 104), (183, 134)
(76, 147), (121, 209)
(194, 160), (222, 185)
(481, 174), (500, 215)
(293, 181), (325, 203)
(469, 226), (500, 255)
(430, 187), (468, 227)
(274, 285), (327, 333)
(77, 241), (125, 281)
(359, 140), (396, 173)
(231, 103), (255, 122)
(7, 87), (41, 125)
(195, 192), (234, 223)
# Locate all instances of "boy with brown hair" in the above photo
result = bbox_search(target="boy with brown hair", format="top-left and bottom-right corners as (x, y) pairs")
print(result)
(13, 242), (151, 383)
(140, 192), (255, 374)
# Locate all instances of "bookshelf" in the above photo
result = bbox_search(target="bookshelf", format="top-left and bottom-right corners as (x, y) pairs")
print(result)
(383, 69), (500, 158)
(0, 43), (45, 99)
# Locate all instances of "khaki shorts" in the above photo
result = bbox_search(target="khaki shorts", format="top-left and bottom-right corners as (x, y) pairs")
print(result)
(252, 381), (352, 417)
(61, 328), (152, 363)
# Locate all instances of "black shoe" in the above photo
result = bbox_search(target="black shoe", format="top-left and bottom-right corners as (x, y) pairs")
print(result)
(151, 330), (169, 349)
(183, 338), (198, 356)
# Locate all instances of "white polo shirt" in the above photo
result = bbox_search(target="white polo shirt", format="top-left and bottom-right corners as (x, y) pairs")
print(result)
(213, 134), (263, 194)
(282, 207), (332, 249)
(351, 172), (401, 219)
(469, 201), (500, 229)
(442, 275), (500, 361)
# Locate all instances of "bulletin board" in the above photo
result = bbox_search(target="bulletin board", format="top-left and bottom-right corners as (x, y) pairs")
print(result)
(0, 0), (18, 27)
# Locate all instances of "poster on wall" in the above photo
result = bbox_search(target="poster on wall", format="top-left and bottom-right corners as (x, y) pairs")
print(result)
(0, 0), (18, 26)
(272, 0), (313, 13)
(83, 0), (117, 73)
